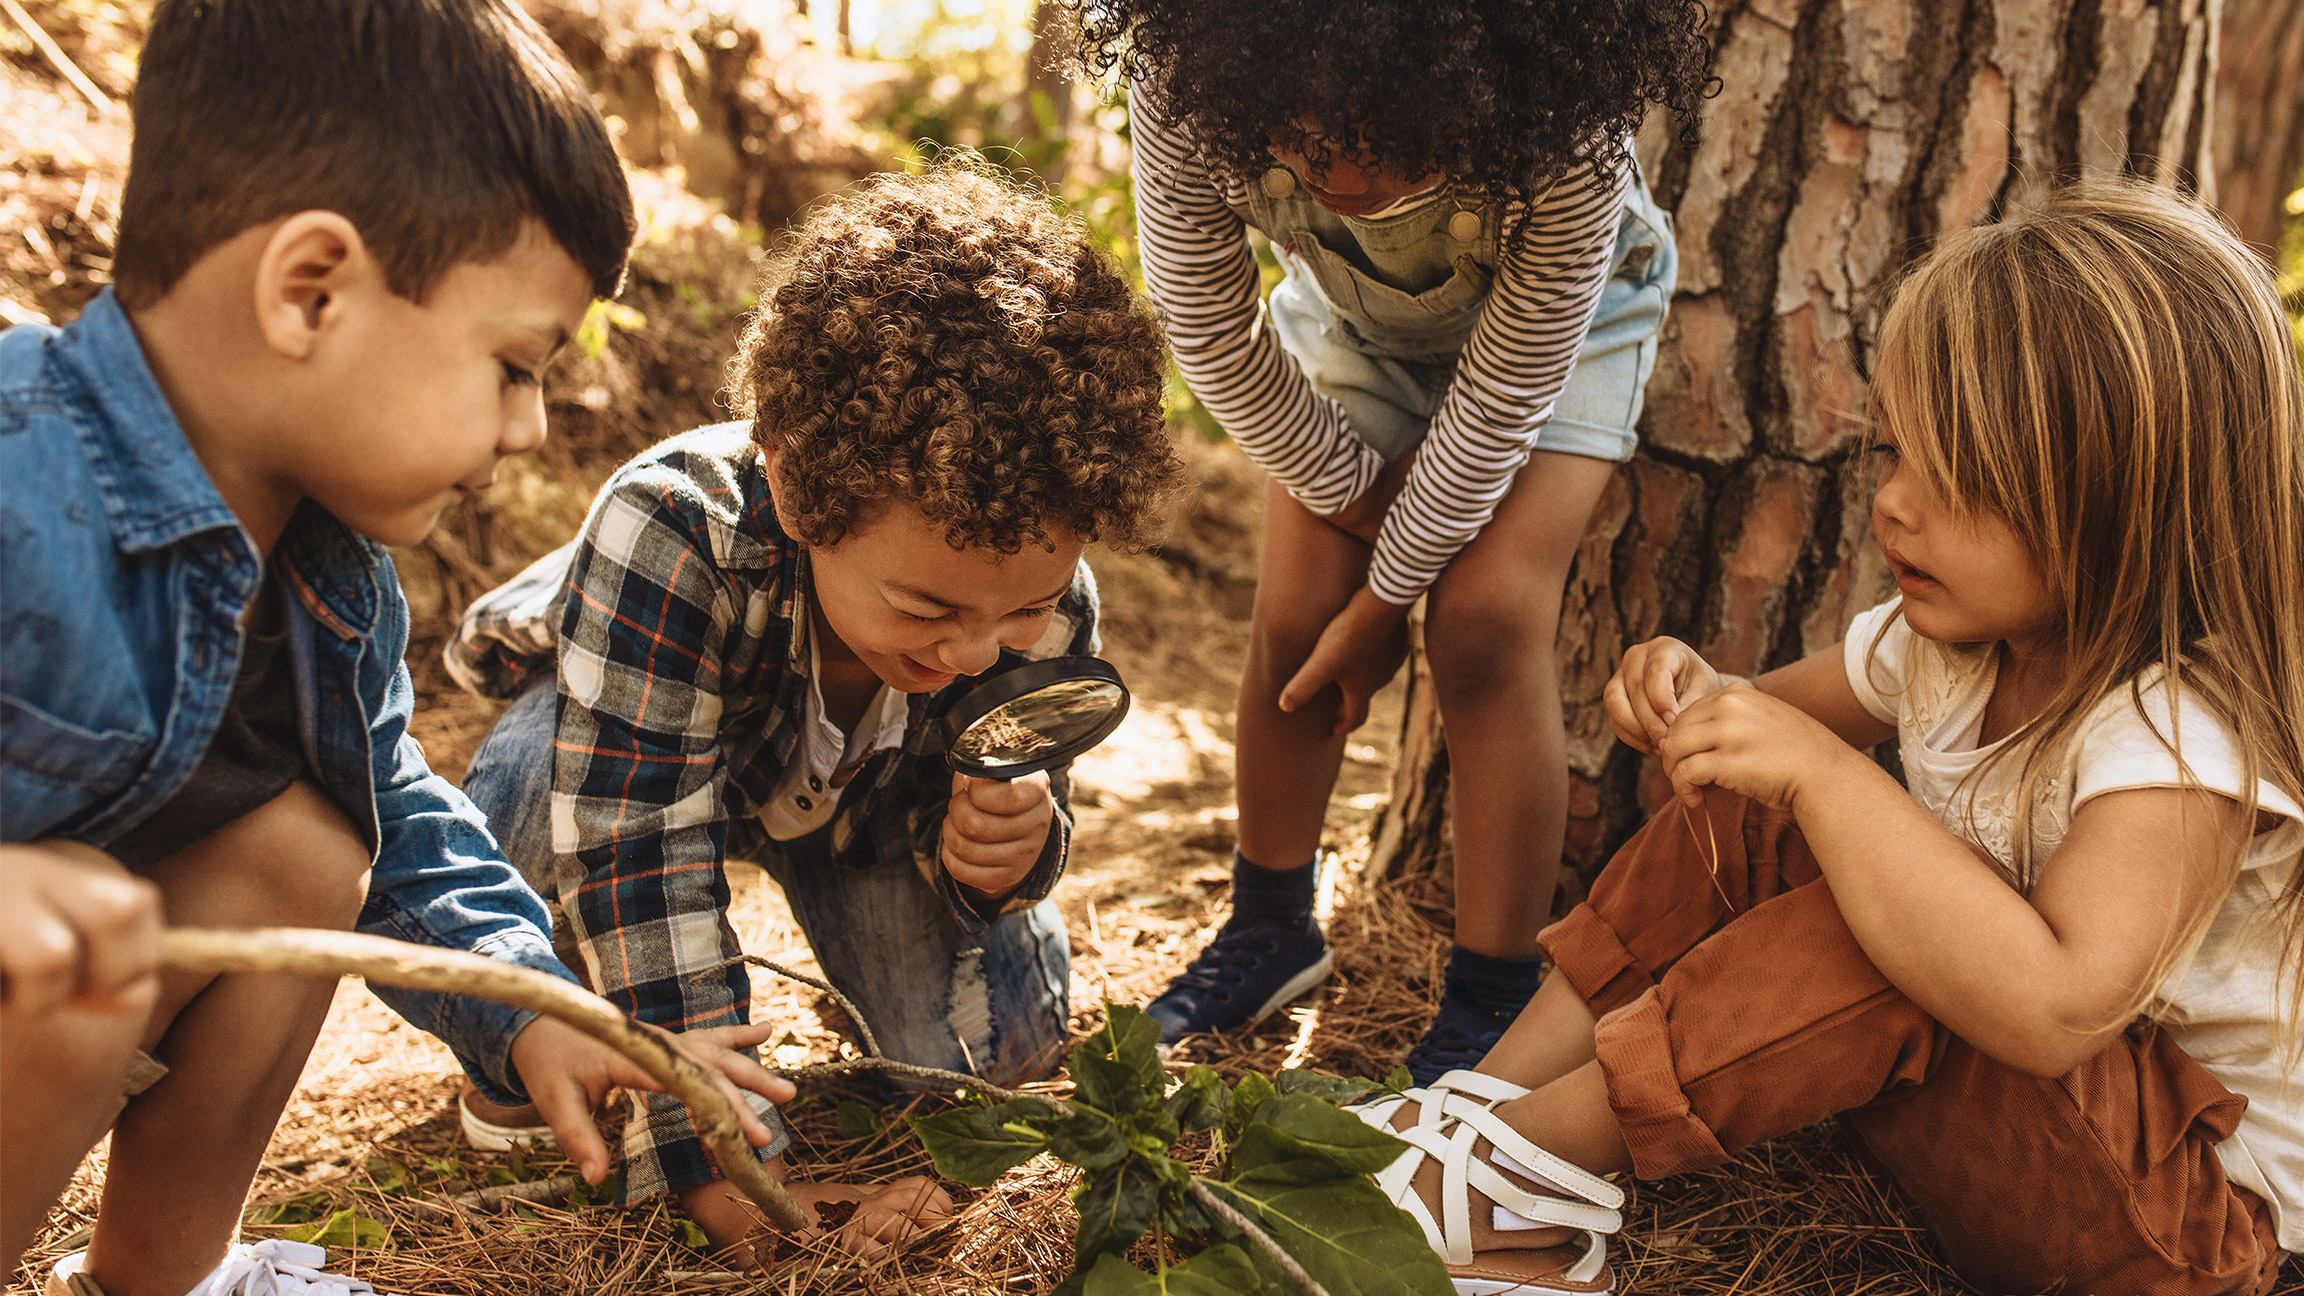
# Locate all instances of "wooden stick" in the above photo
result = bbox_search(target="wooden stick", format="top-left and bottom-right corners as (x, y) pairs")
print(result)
(158, 927), (810, 1232)
(0, 0), (115, 115)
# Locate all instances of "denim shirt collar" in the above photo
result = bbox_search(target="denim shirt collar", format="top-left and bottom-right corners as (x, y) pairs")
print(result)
(50, 289), (243, 554)
(53, 289), (380, 639)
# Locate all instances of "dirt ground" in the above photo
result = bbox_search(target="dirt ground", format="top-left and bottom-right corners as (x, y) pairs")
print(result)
(7, 6), (2302, 1293)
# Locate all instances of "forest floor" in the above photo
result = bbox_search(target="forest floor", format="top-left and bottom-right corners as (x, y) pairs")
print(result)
(6, 7), (2300, 1293)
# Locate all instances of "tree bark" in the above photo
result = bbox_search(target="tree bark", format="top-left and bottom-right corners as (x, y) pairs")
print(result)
(1372, 0), (2257, 890)
(2210, 0), (2304, 251)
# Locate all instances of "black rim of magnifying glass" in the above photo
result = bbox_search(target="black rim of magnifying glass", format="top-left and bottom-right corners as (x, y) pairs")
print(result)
(940, 655), (1132, 778)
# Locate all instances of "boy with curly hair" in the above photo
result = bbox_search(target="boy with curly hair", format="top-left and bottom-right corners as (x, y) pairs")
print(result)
(1, 2), (792, 1293)
(448, 165), (1182, 1258)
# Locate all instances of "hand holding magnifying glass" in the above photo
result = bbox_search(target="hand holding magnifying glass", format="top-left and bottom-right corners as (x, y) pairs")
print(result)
(937, 657), (1132, 901)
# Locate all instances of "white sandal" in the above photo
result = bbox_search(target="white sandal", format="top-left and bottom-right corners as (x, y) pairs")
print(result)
(50, 1240), (383, 1295)
(1353, 1070), (1624, 1295)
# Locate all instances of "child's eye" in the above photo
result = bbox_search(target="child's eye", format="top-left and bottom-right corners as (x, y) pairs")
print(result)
(1018, 604), (1056, 618)
(903, 610), (950, 624)
(502, 361), (539, 388)
(1867, 442), (1902, 462)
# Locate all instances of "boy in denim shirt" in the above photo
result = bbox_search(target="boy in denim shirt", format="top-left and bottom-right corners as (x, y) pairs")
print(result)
(0, 3), (788, 1292)
(448, 167), (1183, 1256)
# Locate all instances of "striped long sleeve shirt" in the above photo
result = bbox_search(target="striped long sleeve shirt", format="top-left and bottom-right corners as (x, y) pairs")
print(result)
(1131, 91), (1630, 604)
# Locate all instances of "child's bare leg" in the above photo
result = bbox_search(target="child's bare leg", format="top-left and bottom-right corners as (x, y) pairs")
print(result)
(1233, 476), (1372, 869)
(1421, 450), (1618, 957)
(0, 1003), (145, 1272)
(83, 780), (371, 1296)
(1477, 971), (1600, 1090)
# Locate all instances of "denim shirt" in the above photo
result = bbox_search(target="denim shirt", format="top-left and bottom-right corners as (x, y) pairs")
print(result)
(0, 290), (576, 1106)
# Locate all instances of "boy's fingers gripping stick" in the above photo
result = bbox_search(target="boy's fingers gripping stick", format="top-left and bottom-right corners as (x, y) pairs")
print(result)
(158, 926), (814, 1231)
(0, 843), (163, 1016)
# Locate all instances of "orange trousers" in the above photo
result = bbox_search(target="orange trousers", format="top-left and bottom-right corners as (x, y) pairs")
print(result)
(1538, 790), (2285, 1296)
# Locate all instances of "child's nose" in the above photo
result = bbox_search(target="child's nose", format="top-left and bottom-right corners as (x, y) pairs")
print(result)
(937, 632), (1003, 678)
(501, 401), (548, 457)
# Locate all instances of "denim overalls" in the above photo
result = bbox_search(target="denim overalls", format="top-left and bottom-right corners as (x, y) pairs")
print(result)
(1234, 157), (1677, 462)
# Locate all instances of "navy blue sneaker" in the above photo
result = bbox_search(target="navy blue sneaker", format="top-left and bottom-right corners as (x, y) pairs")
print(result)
(1144, 916), (1333, 1044)
(1402, 993), (1511, 1085)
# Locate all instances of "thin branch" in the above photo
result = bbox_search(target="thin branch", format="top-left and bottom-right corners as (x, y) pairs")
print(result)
(159, 928), (811, 1232)
(1186, 1181), (1333, 1296)
(448, 1174), (579, 1212)
(0, 0), (114, 115)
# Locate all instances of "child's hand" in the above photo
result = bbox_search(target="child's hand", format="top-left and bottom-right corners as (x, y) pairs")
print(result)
(1654, 682), (1860, 811)
(0, 840), (162, 1017)
(941, 771), (1055, 900)
(1279, 587), (1411, 735)
(508, 1017), (793, 1184)
(1605, 635), (1729, 754)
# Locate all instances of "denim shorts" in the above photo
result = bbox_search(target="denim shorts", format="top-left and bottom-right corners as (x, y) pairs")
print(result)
(1265, 174), (1677, 465)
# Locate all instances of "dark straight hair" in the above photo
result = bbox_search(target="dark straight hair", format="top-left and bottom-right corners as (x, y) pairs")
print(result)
(114, 0), (635, 307)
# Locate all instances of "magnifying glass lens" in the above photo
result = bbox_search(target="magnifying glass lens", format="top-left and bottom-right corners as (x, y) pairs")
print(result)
(953, 679), (1127, 768)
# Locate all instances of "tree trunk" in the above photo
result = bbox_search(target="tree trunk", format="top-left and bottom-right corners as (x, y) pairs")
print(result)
(1020, 0), (1080, 185)
(1371, 0), (2258, 891)
(2210, 0), (2304, 251)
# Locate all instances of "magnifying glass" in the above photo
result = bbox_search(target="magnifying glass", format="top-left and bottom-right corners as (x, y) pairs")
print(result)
(940, 656), (1132, 779)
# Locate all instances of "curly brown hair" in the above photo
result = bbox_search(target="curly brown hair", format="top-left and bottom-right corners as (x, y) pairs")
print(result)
(733, 164), (1180, 554)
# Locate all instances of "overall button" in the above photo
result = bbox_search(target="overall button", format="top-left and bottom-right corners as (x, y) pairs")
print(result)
(1262, 167), (1296, 200)
(1447, 209), (1482, 243)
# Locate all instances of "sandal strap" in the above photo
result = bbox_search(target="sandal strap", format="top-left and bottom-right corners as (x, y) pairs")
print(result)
(1352, 1084), (1624, 1272)
(1426, 1069), (1530, 1106)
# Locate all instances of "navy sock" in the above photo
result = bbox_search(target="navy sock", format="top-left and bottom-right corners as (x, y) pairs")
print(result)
(1228, 850), (1318, 928)
(1443, 945), (1547, 1022)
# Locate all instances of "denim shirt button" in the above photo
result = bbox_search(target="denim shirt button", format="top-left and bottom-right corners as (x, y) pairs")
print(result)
(1261, 167), (1295, 200)
(1448, 210), (1481, 243)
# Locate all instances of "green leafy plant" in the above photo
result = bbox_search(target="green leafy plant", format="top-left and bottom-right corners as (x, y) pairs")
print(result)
(913, 1005), (1446, 1296)
(281, 1209), (391, 1251)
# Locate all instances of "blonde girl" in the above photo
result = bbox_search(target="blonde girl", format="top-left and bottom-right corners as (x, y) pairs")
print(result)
(1332, 179), (2304, 1295)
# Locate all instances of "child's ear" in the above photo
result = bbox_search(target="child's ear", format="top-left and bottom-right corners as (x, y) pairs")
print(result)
(250, 211), (375, 361)
(759, 442), (797, 532)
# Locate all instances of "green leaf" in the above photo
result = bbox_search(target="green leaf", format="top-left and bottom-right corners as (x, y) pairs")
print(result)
(911, 1096), (1062, 1185)
(673, 1218), (710, 1251)
(1164, 1066), (1229, 1134)
(1201, 1169), (1451, 1296)
(1381, 1066), (1414, 1095)
(421, 1155), (462, 1178)
(1225, 1072), (1276, 1144)
(835, 1099), (883, 1141)
(567, 1171), (621, 1208)
(1070, 1004), (1166, 1118)
(362, 1157), (413, 1196)
(282, 1209), (391, 1251)
(1233, 1093), (1408, 1177)
(1071, 1155), (1161, 1262)
(1276, 1069), (1381, 1106)
(1079, 1243), (1271, 1295)
(1048, 1109), (1130, 1171)
(246, 1192), (332, 1227)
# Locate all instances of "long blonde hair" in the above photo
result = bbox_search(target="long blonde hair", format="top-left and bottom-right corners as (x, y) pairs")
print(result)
(1866, 178), (2304, 1036)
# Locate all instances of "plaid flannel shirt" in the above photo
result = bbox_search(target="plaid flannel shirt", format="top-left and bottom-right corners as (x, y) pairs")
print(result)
(447, 422), (1096, 1199)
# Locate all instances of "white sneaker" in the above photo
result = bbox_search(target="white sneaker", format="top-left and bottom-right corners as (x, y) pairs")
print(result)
(49, 1240), (384, 1296)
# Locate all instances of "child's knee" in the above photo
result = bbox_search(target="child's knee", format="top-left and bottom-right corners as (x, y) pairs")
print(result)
(1423, 596), (1563, 693)
(144, 780), (372, 932)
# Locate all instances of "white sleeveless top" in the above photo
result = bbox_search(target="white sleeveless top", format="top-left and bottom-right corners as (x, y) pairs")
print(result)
(1845, 598), (2304, 1248)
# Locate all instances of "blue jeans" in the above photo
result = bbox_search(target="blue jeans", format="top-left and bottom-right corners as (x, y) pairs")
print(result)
(464, 679), (1072, 1165)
